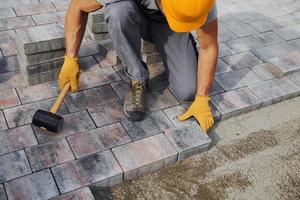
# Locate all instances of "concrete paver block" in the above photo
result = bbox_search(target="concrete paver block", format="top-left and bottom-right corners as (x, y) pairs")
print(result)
(222, 51), (264, 70)
(112, 134), (177, 180)
(121, 110), (174, 141)
(32, 11), (66, 25)
(249, 78), (300, 106)
(164, 126), (212, 160)
(216, 58), (233, 75)
(0, 16), (35, 31)
(0, 151), (31, 183)
(0, 125), (37, 156)
(5, 169), (59, 200)
(226, 36), (264, 53)
(67, 123), (131, 158)
(51, 187), (95, 200)
(52, 150), (123, 194)
(0, 184), (7, 200)
(0, 112), (7, 132)
(0, 88), (21, 109)
(25, 138), (75, 171)
(111, 81), (130, 99)
(276, 24), (300, 40)
(250, 63), (277, 81)
(88, 101), (125, 128)
(0, 8), (16, 20)
(88, 9), (105, 25)
(13, 3), (57, 16)
(211, 87), (262, 120)
(147, 88), (180, 111)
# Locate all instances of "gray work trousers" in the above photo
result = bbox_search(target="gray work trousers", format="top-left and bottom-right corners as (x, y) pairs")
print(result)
(105, 0), (198, 100)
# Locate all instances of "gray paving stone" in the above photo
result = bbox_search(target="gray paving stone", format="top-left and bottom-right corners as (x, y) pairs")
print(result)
(0, 30), (16, 44)
(254, 39), (300, 60)
(88, 9), (105, 25)
(226, 36), (264, 53)
(121, 110), (173, 141)
(32, 11), (66, 25)
(13, 3), (57, 16)
(67, 123), (131, 158)
(0, 125), (37, 156)
(252, 31), (285, 47)
(52, 1), (70, 11)
(248, 78), (300, 106)
(222, 51), (264, 70)
(141, 40), (157, 54)
(64, 85), (119, 113)
(222, 18), (259, 37)
(51, 187), (95, 200)
(0, 150), (31, 183)
(249, 18), (283, 33)
(216, 58), (233, 75)
(215, 68), (262, 91)
(19, 57), (64, 75)
(0, 184), (7, 200)
(211, 87), (262, 120)
(23, 68), (61, 85)
(78, 41), (100, 57)
(3, 98), (69, 128)
(218, 42), (235, 57)
(164, 126), (212, 160)
(147, 88), (180, 111)
(251, 63), (277, 81)
(0, 88), (21, 109)
(285, 71), (300, 87)
(211, 80), (225, 95)
(5, 169), (59, 200)
(142, 52), (162, 65)
(111, 81), (130, 99)
(88, 31), (110, 41)
(267, 51), (300, 77)
(88, 22), (108, 33)
(276, 24), (300, 40)
(17, 81), (59, 104)
(16, 23), (65, 55)
(34, 110), (96, 143)
(0, 0), (39, 8)
(0, 8), (16, 20)
(112, 133), (177, 180)
(52, 150), (123, 194)
(88, 101), (125, 128)
(0, 16), (35, 31)
(0, 112), (7, 132)
(26, 138), (75, 171)
(0, 71), (26, 90)
(0, 42), (17, 56)
(218, 26), (238, 43)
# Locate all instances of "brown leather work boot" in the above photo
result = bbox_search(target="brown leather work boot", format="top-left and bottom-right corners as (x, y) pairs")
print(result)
(123, 80), (147, 121)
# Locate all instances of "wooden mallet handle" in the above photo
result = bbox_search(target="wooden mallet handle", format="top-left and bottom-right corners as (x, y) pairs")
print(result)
(50, 82), (71, 114)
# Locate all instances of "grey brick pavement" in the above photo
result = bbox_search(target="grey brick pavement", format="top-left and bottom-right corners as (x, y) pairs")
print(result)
(0, 0), (300, 199)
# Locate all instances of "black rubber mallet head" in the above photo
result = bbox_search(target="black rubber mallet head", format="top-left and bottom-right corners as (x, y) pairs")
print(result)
(32, 82), (71, 133)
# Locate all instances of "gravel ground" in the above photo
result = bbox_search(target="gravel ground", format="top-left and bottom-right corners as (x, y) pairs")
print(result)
(92, 96), (300, 200)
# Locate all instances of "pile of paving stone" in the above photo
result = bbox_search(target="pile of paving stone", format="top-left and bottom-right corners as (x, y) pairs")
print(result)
(87, 9), (110, 41)
(16, 23), (65, 85)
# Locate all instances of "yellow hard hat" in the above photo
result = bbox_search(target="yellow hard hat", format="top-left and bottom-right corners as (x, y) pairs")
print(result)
(161, 0), (216, 32)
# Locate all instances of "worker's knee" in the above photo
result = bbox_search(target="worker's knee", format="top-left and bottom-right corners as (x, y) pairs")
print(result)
(170, 84), (196, 101)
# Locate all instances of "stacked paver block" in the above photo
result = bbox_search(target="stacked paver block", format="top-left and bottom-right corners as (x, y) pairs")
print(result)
(16, 23), (65, 85)
(87, 9), (110, 41)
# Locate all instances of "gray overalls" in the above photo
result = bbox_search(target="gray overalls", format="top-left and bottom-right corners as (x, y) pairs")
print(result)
(98, 0), (217, 100)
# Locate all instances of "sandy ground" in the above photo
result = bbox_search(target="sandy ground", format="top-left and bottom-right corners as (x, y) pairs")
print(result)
(92, 96), (300, 200)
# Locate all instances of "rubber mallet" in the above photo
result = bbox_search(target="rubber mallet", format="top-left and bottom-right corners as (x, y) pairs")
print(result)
(32, 82), (71, 133)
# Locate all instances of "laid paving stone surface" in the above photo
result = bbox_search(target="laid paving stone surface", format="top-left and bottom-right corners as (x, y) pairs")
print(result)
(215, 68), (262, 91)
(88, 101), (125, 128)
(285, 71), (300, 87)
(32, 11), (66, 25)
(249, 78), (300, 106)
(165, 126), (212, 160)
(51, 187), (95, 200)
(121, 110), (174, 141)
(67, 123), (131, 158)
(3, 98), (69, 128)
(211, 87), (262, 120)
(0, 71), (26, 90)
(250, 63), (277, 81)
(110, 81), (130, 99)
(0, 88), (21, 109)
(0, 112), (7, 132)
(0, 55), (19, 74)
(147, 88), (180, 111)
(226, 36), (264, 53)
(34, 110), (96, 143)
(216, 58), (233, 75)
(0, 7), (16, 19)
(0, 150), (31, 183)
(52, 150), (123, 194)
(112, 133), (177, 180)
(64, 85), (119, 113)
(222, 51), (264, 70)
(5, 169), (59, 200)
(0, 185), (6, 200)
(13, 3), (57, 17)
(0, 125), (37, 156)
(25, 138), (74, 171)
(0, 16), (35, 31)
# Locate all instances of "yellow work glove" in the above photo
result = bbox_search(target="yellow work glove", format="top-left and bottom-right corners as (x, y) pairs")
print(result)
(58, 55), (80, 92)
(178, 95), (214, 133)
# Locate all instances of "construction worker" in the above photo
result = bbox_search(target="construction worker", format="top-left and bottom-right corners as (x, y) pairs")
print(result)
(59, 0), (218, 133)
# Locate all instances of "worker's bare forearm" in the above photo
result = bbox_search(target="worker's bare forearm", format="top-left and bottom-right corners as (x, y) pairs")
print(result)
(65, 0), (102, 57)
(196, 19), (219, 97)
